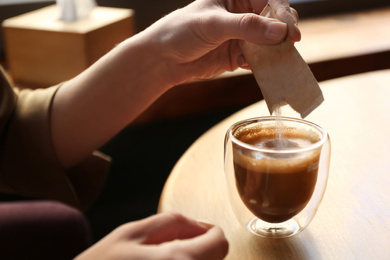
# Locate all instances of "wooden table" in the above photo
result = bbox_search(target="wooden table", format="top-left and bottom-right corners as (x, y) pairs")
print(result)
(158, 69), (390, 259)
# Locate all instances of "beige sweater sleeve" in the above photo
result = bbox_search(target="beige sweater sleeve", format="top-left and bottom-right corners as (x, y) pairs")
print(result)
(0, 67), (110, 210)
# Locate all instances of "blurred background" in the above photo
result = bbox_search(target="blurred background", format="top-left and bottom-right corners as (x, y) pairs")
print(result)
(1, 0), (390, 58)
(1, 0), (390, 242)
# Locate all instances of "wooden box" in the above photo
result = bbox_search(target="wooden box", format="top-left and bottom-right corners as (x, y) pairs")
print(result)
(2, 5), (135, 87)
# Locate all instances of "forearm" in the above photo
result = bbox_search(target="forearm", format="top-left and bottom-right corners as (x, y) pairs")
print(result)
(51, 33), (171, 167)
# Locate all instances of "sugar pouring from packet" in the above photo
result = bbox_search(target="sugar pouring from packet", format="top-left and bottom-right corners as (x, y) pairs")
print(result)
(240, 3), (324, 149)
(241, 3), (324, 119)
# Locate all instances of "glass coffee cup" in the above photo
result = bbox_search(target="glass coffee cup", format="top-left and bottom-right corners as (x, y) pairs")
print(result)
(224, 116), (331, 238)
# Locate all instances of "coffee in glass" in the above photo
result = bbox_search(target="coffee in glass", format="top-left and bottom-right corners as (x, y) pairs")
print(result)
(224, 117), (330, 238)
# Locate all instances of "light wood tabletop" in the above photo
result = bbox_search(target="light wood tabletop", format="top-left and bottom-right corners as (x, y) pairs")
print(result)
(158, 69), (390, 259)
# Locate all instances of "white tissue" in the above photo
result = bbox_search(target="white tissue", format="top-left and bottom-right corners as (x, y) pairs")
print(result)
(57, 0), (96, 22)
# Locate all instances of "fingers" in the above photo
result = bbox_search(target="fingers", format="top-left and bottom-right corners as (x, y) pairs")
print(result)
(276, 9), (301, 42)
(121, 212), (214, 244)
(184, 226), (229, 260)
(162, 225), (229, 260)
(268, 0), (301, 41)
(117, 213), (229, 260)
(290, 7), (299, 24)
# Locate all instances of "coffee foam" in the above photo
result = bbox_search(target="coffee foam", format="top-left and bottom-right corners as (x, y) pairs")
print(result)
(233, 149), (320, 174)
(233, 126), (321, 174)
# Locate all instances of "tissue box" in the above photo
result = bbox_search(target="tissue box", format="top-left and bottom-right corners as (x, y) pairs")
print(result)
(2, 5), (135, 87)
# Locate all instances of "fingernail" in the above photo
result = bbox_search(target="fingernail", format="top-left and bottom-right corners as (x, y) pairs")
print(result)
(265, 21), (287, 41)
(294, 23), (301, 35)
(292, 23), (301, 42)
(237, 54), (248, 68)
(197, 220), (214, 229)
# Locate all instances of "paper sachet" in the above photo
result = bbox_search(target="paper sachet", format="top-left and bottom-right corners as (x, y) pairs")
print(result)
(241, 4), (323, 118)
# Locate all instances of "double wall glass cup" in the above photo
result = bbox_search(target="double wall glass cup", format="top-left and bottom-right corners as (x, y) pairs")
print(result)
(224, 116), (331, 238)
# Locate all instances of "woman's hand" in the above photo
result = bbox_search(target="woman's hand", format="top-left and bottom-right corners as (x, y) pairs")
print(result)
(75, 212), (229, 260)
(51, 0), (301, 168)
(142, 0), (300, 85)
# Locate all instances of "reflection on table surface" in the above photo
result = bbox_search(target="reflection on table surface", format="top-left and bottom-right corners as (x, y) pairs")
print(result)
(158, 69), (390, 259)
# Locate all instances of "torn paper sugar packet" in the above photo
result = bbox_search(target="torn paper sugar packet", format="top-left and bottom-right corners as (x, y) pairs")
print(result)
(241, 4), (324, 118)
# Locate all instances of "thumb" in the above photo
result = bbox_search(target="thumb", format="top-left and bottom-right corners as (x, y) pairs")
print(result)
(217, 12), (287, 44)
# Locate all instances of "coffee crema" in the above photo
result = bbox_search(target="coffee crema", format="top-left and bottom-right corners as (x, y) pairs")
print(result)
(233, 126), (321, 223)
